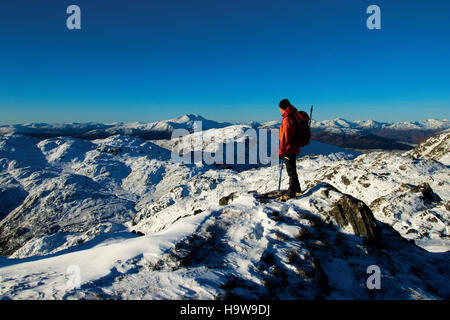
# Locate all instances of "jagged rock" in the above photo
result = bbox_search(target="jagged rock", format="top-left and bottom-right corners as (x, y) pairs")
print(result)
(329, 193), (381, 242)
(254, 185), (381, 243)
(219, 192), (237, 206)
(254, 190), (286, 204)
(131, 230), (145, 236)
(411, 183), (442, 203)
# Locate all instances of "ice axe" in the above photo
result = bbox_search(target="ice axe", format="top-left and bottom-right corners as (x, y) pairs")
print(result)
(309, 105), (313, 127)
(277, 159), (283, 191)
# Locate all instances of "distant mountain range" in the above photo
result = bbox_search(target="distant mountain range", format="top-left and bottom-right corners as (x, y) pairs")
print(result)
(0, 114), (232, 141)
(313, 118), (450, 131)
(259, 118), (450, 131)
(1, 115), (449, 151)
(260, 118), (450, 151)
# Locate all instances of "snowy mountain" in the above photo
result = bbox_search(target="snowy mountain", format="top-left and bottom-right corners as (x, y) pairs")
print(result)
(0, 114), (231, 141)
(0, 123), (449, 300)
(312, 118), (450, 132)
(260, 117), (450, 151)
(261, 118), (450, 132)
(2, 116), (448, 150)
(0, 134), (172, 257)
(153, 124), (360, 164)
(353, 119), (385, 129)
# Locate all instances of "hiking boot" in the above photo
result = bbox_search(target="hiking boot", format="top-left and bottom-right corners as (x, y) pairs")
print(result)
(280, 192), (296, 201)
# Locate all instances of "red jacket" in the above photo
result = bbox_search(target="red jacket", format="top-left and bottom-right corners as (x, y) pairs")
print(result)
(279, 105), (301, 157)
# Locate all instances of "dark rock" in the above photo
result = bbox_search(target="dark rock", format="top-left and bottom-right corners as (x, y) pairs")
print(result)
(411, 183), (442, 204)
(131, 230), (145, 236)
(253, 190), (285, 203)
(219, 192), (237, 206)
(341, 175), (351, 186)
(328, 193), (381, 243)
(15, 227), (30, 237)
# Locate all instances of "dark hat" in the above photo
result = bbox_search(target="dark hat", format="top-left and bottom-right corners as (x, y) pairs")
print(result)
(279, 99), (291, 110)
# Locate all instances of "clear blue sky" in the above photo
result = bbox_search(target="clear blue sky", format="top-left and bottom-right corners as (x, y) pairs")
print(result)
(0, 0), (449, 124)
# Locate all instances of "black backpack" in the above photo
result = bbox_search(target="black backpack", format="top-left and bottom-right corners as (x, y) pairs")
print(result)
(291, 111), (311, 147)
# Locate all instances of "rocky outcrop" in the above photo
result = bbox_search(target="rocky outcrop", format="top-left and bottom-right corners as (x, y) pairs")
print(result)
(411, 183), (442, 204)
(254, 184), (381, 243)
(219, 192), (238, 206)
(329, 194), (381, 243)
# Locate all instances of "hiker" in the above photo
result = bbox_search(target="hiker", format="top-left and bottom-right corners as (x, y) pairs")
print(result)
(278, 99), (303, 200)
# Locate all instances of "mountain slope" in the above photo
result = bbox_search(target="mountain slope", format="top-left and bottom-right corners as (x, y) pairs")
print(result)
(1, 130), (448, 259)
(0, 182), (448, 300)
(153, 124), (361, 161)
(2, 116), (448, 151)
(0, 127), (449, 300)
(405, 129), (450, 165)
(0, 134), (175, 257)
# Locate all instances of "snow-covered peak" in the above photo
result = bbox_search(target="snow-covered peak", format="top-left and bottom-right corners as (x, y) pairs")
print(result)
(417, 118), (450, 130)
(385, 119), (450, 130)
(311, 118), (450, 131)
(246, 120), (262, 128)
(354, 119), (385, 129)
(259, 120), (281, 129)
(172, 114), (204, 123)
(0, 115), (232, 141)
(2, 116), (449, 142)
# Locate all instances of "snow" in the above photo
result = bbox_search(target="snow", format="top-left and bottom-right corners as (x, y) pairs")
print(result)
(405, 129), (450, 165)
(312, 118), (450, 132)
(153, 124), (360, 162)
(0, 114), (231, 139)
(2, 117), (449, 140)
(414, 239), (450, 253)
(0, 211), (207, 299)
(0, 118), (449, 300)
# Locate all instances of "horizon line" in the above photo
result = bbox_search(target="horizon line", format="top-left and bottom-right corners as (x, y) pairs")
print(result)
(1, 114), (449, 127)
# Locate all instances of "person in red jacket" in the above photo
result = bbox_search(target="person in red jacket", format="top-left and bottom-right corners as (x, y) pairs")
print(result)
(279, 99), (302, 199)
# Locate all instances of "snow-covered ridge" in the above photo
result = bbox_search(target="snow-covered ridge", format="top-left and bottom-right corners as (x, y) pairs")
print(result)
(261, 118), (450, 130)
(153, 124), (360, 160)
(0, 114), (232, 140)
(2, 115), (448, 152)
(405, 129), (450, 165)
(2, 116), (448, 138)
(313, 118), (450, 131)
(259, 118), (450, 150)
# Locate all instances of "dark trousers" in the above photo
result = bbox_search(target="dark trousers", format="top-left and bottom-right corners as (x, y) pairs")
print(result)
(284, 155), (301, 196)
